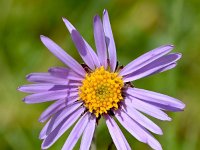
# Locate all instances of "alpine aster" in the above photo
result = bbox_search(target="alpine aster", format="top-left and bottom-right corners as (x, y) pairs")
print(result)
(18, 9), (185, 150)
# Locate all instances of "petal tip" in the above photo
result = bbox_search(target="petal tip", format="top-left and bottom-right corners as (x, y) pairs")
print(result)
(40, 35), (49, 44)
(40, 35), (46, 40)
(167, 117), (172, 121)
(23, 97), (32, 104)
(94, 15), (100, 22)
(166, 44), (174, 48)
(17, 86), (22, 91)
(38, 117), (44, 123)
(177, 53), (182, 59)
(62, 17), (67, 23)
(41, 143), (48, 150)
(48, 67), (53, 72)
(25, 74), (31, 79)
(157, 129), (163, 135)
(22, 97), (26, 102)
(103, 9), (108, 14)
(179, 102), (186, 110)
(172, 52), (182, 60)
(161, 44), (174, 50)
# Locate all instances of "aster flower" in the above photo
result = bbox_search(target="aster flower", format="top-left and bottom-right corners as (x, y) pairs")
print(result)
(18, 9), (185, 150)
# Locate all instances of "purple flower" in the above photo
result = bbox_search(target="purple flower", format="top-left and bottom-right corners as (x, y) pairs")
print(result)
(18, 9), (185, 150)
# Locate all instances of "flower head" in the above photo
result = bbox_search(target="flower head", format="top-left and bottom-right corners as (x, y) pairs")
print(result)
(19, 9), (185, 150)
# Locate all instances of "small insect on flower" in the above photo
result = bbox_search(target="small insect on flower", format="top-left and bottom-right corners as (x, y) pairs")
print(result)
(18, 9), (185, 150)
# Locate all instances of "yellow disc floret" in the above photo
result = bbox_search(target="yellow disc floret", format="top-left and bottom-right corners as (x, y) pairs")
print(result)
(79, 66), (124, 117)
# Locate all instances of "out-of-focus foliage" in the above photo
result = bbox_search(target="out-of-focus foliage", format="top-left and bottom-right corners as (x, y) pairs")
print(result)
(0, 0), (199, 149)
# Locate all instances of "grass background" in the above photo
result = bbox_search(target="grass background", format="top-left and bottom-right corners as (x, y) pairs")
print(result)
(0, 0), (199, 149)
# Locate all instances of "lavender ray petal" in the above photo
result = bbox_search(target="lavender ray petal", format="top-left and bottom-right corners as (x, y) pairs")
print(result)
(84, 40), (101, 68)
(39, 95), (79, 123)
(40, 119), (51, 139)
(62, 18), (101, 67)
(45, 102), (82, 135)
(65, 95), (79, 105)
(26, 73), (68, 84)
(18, 84), (56, 93)
(39, 99), (65, 123)
(118, 123), (132, 150)
(137, 122), (163, 150)
(71, 30), (95, 70)
(104, 115), (131, 150)
(18, 84), (78, 93)
(122, 104), (162, 135)
(40, 35), (86, 77)
(126, 87), (185, 110)
(39, 101), (81, 139)
(120, 45), (174, 76)
(93, 15), (108, 68)
(41, 107), (84, 149)
(147, 135), (162, 150)
(148, 62), (177, 77)
(80, 115), (96, 150)
(23, 90), (78, 104)
(115, 110), (147, 143)
(39, 102), (80, 139)
(48, 67), (69, 78)
(145, 101), (183, 112)
(103, 9), (117, 72)
(123, 53), (181, 82)
(48, 67), (84, 81)
(49, 68), (83, 81)
(124, 97), (171, 121)
(61, 112), (90, 150)
(116, 110), (162, 150)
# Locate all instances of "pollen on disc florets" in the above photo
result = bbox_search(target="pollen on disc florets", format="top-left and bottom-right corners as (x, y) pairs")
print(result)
(78, 66), (124, 117)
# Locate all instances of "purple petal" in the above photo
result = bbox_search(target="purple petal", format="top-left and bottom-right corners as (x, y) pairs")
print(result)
(65, 95), (79, 105)
(80, 115), (96, 150)
(120, 45), (174, 76)
(71, 30), (96, 70)
(18, 84), (55, 93)
(40, 35), (86, 77)
(48, 67), (69, 78)
(39, 99), (65, 123)
(40, 119), (51, 140)
(122, 104), (162, 135)
(26, 73), (68, 84)
(103, 9), (117, 72)
(148, 62), (177, 76)
(137, 122), (163, 150)
(123, 53), (181, 82)
(40, 103), (81, 138)
(48, 67), (84, 81)
(18, 84), (77, 93)
(62, 18), (101, 68)
(93, 15), (108, 68)
(146, 134), (162, 150)
(23, 90), (78, 104)
(115, 110), (147, 143)
(41, 107), (84, 149)
(145, 101), (183, 112)
(39, 95), (79, 123)
(62, 112), (90, 150)
(104, 115), (131, 150)
(44, 102), (82, 136)
(126, 87), (185, 110)
(118, 123), (132, 150)
(124, 97), (171, 121)
(115, 110), (162, 150)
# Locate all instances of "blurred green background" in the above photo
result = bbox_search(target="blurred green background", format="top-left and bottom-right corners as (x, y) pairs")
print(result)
(0, 0), (199, 149)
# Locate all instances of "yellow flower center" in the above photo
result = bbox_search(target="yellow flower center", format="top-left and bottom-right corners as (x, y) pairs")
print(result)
(78, 66), (124, 117)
